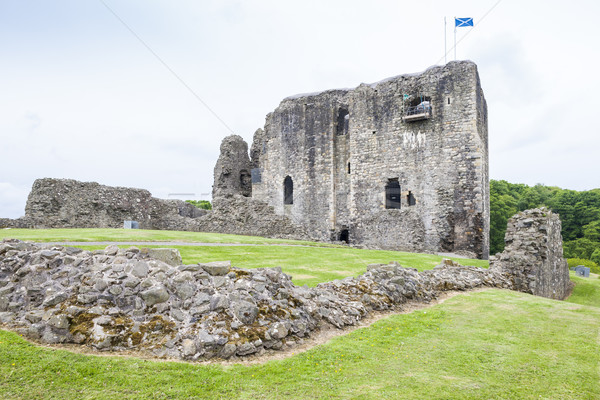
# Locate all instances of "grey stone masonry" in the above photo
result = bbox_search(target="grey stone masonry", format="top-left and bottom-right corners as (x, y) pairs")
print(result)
(213, 135), (252, 199)
(18, 178), (206, 230)
(489, 208), (572, 300)
(0, 178), (309, 241)
(248, 61), (489, 258)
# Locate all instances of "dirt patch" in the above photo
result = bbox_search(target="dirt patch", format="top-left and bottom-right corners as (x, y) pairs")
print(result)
(290, 274), (317, 280)
(331, 269), (357, 276)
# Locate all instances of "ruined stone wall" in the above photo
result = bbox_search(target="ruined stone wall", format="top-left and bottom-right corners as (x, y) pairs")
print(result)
(21, 178), (205, 230)
(490, 208), (571, 300)
(212, 135), (252, 199)
(196, 194), (309, 240)
(7, 178), (308, 241)
(251, 61), (489, 257)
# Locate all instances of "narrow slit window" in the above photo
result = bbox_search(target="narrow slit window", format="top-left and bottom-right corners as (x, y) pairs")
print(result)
(284, 176), (293, 205)
(407, 191), (416, 206)
(347, 162), (351, 174)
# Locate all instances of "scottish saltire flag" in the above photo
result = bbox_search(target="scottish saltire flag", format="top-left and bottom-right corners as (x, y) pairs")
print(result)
(455, 17), (474, 27)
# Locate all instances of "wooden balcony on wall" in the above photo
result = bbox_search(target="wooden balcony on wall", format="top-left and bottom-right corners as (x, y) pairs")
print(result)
(402, 101), (432, 122)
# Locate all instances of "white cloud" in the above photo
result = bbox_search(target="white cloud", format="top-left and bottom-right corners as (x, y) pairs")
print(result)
(0, 0), (599, 220)
(0, 183), (30, 219)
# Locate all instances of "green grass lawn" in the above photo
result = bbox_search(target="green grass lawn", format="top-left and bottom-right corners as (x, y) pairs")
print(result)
(1, 289), (598, 400)
(0, 228), (338, 247)
(1, 229), (599, 399)
(1, 228), (488, 287)
(566, 271), (600, 307)
(75, 245), (488, 287)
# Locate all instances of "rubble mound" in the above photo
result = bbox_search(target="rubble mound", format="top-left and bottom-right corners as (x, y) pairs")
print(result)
(0, 240), (509, 361)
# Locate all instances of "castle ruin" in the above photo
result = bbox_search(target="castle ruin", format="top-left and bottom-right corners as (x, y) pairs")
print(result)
(3, 61), (490, 258)
(215, 61), (489, 258)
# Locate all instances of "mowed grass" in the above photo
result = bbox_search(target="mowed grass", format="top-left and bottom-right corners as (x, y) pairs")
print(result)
(74, 245), (488, 287)
(1, 289), (598, 400)
(0, 228), (339, 247)
(1, 228), (599, 399)
(566, 271), (600, 308)
(1, 228), (488, 287)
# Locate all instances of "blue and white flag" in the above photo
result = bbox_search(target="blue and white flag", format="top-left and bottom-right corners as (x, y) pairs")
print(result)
(455, 17), (474, 27)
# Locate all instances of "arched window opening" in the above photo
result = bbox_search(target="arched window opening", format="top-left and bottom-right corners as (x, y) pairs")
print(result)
(385, 179), (401, 209)
(284, 176), (294, 205)
(336, 108), (349, 136)
(339, 229), (349, 244)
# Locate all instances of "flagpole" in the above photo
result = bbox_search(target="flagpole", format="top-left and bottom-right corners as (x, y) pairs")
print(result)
(454, 17), (457, 61)
(444, 17), (447, 64)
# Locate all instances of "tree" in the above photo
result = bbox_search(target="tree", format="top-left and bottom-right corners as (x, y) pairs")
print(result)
(591, 249), (600, 266)
(489, 180), (519, 254)
(563, 238), (597, 259)
(583, 221), (600, 242)
(185, 200), (212, 210)
(489, 179), (600, 261)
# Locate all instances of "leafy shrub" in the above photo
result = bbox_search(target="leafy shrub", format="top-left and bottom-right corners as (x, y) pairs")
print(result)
(185, 200), (212, 210)
(567, 258), (600, 274)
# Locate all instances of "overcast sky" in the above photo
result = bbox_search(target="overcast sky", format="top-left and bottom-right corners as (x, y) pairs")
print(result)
(1, 0), (599, 218)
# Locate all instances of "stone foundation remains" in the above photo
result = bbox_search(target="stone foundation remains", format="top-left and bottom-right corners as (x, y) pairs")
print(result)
(0, 207), (570, 361)
(0, 240), (508, 361)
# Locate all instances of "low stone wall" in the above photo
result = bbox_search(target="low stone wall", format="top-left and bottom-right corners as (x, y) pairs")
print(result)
(0, 218), (32, 229)
(2, 178), (309, 241)
(1, 240), (510, 361)
(489, 207), (572, 300)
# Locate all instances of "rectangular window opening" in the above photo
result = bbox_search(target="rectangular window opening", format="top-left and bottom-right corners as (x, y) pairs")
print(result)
(385, 179), (401, 209)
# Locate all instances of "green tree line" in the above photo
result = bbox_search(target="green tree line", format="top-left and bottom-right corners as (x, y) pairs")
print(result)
(490, 180), (600, 268)
(185, 200), (212, 210)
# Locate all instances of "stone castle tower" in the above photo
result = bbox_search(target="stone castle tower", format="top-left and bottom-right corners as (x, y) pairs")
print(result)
(215, 61), (489, 258)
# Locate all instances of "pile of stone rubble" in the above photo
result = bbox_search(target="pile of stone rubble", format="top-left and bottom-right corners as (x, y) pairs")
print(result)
(0, 240), (509, 361)
(0, 208), (570, 361)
